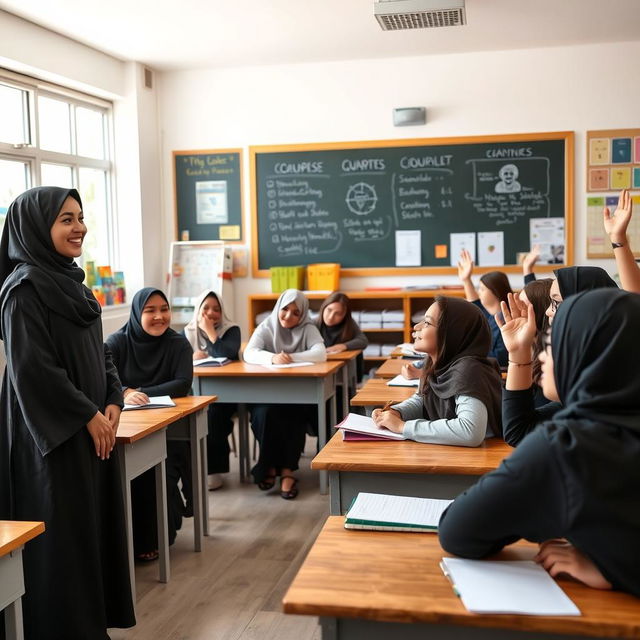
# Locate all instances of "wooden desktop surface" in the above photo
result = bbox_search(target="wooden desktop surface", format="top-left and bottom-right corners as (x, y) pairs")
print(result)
(374, 358), (419, 378)
(117, 396), (216, 443)
(193, 360), (343, 378)
(327, 349), (361, 362)
(312, 430), (512, 475)
(350, 378), (414, 407)
(0, 521), (45, 557)
(283, 516), (640, 638)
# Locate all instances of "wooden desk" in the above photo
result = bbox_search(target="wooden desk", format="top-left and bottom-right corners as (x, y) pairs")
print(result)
(312, 431), (513, 514)
(327, 349), (361, 417)
(117, 396), (215, 601)
(0, 521), (45, 640)
(284, 516), (640, 640)
(350, 378), (414, 407)
(193, 361), (343, 493)
(374, 357), (420, 379)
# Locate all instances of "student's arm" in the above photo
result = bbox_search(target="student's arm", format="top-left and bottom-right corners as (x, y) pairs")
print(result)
(243, 325), (276, 365)
(344, 325), (368, 351)
(2, 284), (100, 455)
(457, 249), (479, 302)
(290, 342), (327, 363)
(522, 244), (540, 283)
(375, 394), (489, 447)
(502, 388), (561, 446)
(438, 428), (568, 558)
(204, 325), (241, 360)
(604, 189), (640, 293)
(139, 342), (193, 398)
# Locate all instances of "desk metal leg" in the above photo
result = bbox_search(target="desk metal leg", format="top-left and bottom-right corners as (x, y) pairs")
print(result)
(118, 452), (136, 603)
(4, 597), (24, 640)
(340, 365), (349, 419)
(155, 460), (170, 583)
(238, 403), (250, 483)
(189, 414), (204, 552)
(200, 422), (210, 536)
(316, 378), (329, 495)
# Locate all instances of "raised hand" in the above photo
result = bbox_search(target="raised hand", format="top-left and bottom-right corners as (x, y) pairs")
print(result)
(603, 188), (633, 244)
(522, 244), (540, 275)
(536, 540), (612, 590)
(457, 248), (474, 281)
(495, 293), (537, 360)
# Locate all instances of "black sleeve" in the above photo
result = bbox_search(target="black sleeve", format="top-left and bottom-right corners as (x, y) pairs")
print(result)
(524, 273), (537, 284)
(104, 344), (124, 408)
(139, 342), (194, 398)
(2, 284), (98, 455)
(344, 325), (368, 351)
(205, 326), (241, 360)
(502, 386), (562, 446)
(438, 428), (568, 558)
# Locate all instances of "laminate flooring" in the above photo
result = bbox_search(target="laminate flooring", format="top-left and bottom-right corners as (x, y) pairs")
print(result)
(110, 436), (327, 640)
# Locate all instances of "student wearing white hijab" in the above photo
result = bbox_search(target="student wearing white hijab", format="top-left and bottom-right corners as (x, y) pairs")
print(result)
(244, 289), (326, 498)
(183, 290), (240, 490)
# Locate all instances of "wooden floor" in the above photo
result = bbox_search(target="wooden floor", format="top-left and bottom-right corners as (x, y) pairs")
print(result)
(110, 437), (327, 640)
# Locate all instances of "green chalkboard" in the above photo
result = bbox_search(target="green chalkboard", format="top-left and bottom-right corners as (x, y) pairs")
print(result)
(250, 133), (573, 276)
(174, 149), (243, 243)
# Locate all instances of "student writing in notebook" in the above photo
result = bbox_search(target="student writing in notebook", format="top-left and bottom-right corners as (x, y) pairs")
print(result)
(183, 290), (240, 490)
(457, 249), (511, 367)
(439, 288), (640, 597)
(0, 187), (134, 638)
(500, 265), (617, 446)
(372, 297), (502, 446)
(106, 288), (193, 561)
(244, 289), (326, 499)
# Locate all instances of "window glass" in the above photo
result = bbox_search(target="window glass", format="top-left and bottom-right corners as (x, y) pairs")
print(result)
(78, 167), (109, 265)
(76, 107), (105, 159)
(0, 158), (30, 236)
(38, 96), (72, 153)
(41, 163), (73, 188)
(0, 83), (29, 145)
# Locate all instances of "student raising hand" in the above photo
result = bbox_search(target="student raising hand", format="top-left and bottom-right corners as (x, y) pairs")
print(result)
(522, 244), (540, 278)
(495, 293), (537, 363)
(604, 189), (640, 293)
(457, 248), (474, 281)
(536, 540), (612, 590)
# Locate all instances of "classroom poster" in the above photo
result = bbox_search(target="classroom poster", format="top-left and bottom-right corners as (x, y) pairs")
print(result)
(450, 232), (476, 266)
(530, 218), (564, 264)
(586, 129), (640, 193)
(477, 231), (504, 267)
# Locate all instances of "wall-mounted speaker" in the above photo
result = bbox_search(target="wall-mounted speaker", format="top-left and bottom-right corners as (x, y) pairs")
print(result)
(393, 107), (426, 126)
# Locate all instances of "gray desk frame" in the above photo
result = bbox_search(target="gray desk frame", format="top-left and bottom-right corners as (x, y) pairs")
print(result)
(1, 546), (27, 640)
(193, 371), (338, 494)
(328, 470), (481, 515)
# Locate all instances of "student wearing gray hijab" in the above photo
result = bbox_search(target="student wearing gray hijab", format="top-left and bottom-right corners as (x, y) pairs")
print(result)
(244, 289), (326, 498)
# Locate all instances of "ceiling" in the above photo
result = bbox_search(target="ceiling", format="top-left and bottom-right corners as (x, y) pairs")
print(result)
(2, 0), (640, 71)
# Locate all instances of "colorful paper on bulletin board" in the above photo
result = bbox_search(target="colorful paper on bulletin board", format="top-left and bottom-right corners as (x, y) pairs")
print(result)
(174, 149), (244, 243)
(586, 129), (640, 193)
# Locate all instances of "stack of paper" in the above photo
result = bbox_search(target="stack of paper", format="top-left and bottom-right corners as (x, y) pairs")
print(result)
(440, 557), (581, 616)
(345, 492), (453, 532)
(387, 375), (420, 387)
(363, 344), (382, 357)
(381, 344), (398, 356)
(359, 310), (383, 329)
(382, 309), (404, 329)
(123, 395), (176, 411)
(337, 413), (406, 441)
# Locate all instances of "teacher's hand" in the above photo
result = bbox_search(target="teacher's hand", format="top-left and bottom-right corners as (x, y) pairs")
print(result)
(87, 411), (116, 460)
(124, 390), (150, 406)
(105, 404), (122, 435)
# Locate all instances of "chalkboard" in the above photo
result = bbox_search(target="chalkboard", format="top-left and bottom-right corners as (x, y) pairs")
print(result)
(250, 133), (574, 276)
(174, 149), (244, 243)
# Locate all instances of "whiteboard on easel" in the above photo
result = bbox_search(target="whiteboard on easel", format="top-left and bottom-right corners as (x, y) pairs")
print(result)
(168, 241), (234, 325)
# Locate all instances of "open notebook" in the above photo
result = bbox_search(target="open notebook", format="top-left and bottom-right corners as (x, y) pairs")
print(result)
(193, 356), (231, 367)
(123, 395), (176, 411)
(337, 413), (406, 441)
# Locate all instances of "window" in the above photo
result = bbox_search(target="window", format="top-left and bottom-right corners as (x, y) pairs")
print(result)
(0, 71), (116, 269)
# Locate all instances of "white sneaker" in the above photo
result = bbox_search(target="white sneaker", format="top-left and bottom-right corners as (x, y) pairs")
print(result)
(208, 474), (223, 491)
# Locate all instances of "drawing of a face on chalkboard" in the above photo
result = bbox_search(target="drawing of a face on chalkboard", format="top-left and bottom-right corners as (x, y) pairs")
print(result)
(495, 164), (521, 194)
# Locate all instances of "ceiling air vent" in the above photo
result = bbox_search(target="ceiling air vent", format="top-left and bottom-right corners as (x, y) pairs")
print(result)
(374, 0), (466, 31)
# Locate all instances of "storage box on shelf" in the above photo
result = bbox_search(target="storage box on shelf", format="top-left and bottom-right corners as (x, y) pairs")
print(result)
(248, 289), (465, 365)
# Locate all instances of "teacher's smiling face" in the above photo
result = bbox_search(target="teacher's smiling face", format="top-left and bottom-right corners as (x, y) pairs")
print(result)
(141, 294), (171, 337)
(50, 196), (86, 258)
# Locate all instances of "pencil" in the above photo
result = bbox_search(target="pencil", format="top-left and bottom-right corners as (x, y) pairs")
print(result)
(381, 400), (393, 412)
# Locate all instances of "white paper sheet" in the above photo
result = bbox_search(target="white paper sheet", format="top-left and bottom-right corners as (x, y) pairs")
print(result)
(336, 412), (406, 440)
(346, 493), (453, 528)
(440, 558), (581, 616)
(195, 180), (228, 224)
(450, 232), (476, 266)
(387, 375), (420, 387)
(123, 395), (176, 411)
(267, 361), (314, 369)
(395, 230), (422, 266)
(193, 356), (230, 367)
(477, 231), (505, 266)
(530, 217), (565, 265)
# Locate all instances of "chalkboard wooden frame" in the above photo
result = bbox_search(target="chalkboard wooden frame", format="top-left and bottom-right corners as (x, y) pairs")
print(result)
(250, 132), (574, 277)
(173, 148), (244, 244)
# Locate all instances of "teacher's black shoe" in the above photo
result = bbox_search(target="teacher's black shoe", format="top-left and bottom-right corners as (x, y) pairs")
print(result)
(280, 476), (299, 500)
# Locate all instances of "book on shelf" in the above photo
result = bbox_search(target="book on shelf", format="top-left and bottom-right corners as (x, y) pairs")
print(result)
(123, 395), (176, 411)
(193, 356), (231, 367)
(345, 492), (453, 532)
(336, 412), (406, 441)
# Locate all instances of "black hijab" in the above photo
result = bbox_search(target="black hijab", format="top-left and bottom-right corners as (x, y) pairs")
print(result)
(107, 288), (187, 389)
(421, 297), (502, 433)
(0, 186), (100, 338)
(553, 266), (617, 298)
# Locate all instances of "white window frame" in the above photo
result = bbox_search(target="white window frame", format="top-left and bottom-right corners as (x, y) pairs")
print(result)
(0, 68), (119, 268)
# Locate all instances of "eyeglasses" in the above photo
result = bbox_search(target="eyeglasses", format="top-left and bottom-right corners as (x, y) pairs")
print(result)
(415, 318), (438, 329)
(550, 298), (562, 313)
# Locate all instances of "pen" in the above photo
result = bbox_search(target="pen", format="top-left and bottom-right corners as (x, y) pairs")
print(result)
(439, 560), (461, 598)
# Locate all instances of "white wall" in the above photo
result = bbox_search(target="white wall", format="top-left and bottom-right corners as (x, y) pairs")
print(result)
(158, 40), (640, 335)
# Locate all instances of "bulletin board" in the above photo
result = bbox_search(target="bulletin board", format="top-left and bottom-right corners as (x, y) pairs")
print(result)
(173, 149), (244, 243)
(250, 132), (574, 277)
(586, 128), (640, 192)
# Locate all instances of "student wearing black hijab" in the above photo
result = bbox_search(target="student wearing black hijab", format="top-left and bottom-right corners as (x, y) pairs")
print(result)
(500, 265), (618, 446)
(106, 287), (193, 560)
(439, 288), (640, 597)
(0, 187), (135, 639)
(373, 297), (502, 446)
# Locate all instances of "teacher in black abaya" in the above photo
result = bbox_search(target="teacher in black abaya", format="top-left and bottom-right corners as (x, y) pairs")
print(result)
(106, 287), (193, 561)
(0, 186), (135, 639)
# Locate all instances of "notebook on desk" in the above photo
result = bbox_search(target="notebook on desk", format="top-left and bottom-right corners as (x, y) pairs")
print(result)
(193, 356), (231, 367)
(123, 395), (176, 411)
(336, 413), (406, 441)
(387, 374), (420, 387)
